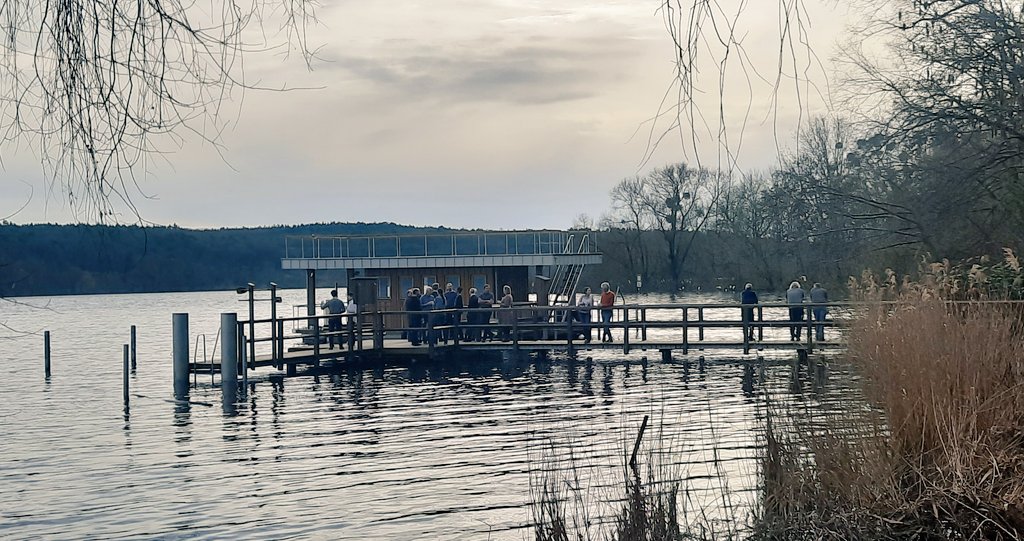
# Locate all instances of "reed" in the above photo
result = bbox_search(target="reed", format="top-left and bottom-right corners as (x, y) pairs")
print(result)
(756, 296), (1024, 539)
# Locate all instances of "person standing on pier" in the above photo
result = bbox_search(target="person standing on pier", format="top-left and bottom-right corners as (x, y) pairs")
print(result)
(498, 285), (515, 341)
(577, 286), (594, 342)
(809, 282), (828, 341)
(741, 283), (758, 341)
(320, 289), (346, 350)
(443, 283), (459, 342)
(599, 282), (615, 343)
(420, 286), (437, 345)
(466, 287), (480, 341)
(405, 288), (422, 345)
(786, 281), (806, 341)
(433, 288), (448, 344)
(479, 284), (495, 341)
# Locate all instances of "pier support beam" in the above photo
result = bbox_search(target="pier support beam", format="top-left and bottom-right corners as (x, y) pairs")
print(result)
(172, 313), (189, 399)
(660, 349), (672, 363)
(221, 313), (239, 409)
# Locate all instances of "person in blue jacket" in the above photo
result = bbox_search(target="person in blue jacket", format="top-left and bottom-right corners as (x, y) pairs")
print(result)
(405, 288), (422, 345)
(740, 283), (758, 341)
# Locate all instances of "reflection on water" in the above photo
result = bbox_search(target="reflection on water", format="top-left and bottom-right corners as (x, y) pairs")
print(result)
(0, 290), (851, 539)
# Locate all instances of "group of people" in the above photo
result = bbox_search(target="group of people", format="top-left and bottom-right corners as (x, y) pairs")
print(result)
(573, 282), (617, 343)
(319, 289), (359, 349)
(740, 281), (829, 341)
(399, 280), (623, 345)
(403, 282), (515, 345)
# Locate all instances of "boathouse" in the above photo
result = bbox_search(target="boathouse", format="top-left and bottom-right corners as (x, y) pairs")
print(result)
(281, 230), (601, 327)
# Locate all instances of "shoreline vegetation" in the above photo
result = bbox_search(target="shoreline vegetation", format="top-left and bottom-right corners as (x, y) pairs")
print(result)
(532, 258), (1024, 540)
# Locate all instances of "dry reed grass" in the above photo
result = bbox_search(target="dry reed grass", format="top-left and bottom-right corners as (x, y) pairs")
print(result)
(757, 298), (1024, 539)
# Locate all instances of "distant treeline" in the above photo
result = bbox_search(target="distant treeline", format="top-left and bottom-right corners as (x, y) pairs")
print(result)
(0, 222), (442, 297)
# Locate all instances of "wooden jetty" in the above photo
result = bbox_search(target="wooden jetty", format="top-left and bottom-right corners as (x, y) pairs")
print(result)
(186, 302), (848, 378)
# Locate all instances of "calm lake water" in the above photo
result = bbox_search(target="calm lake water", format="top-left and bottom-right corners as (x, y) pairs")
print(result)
(1, 290), (847, 540)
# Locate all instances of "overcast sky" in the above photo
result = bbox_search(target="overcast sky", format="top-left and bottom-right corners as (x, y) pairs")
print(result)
(1, 1), (851, 230)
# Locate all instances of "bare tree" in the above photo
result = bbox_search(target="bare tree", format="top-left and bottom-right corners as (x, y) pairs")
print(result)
(0, 1), (317, 221)
(639, 162), (722, 291)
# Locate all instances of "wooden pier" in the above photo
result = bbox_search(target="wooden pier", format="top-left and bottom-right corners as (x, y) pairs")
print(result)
(187, 302), (849, 378)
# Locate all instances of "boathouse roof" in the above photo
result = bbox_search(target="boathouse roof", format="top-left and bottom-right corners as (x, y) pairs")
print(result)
(281, 230), (601, 270)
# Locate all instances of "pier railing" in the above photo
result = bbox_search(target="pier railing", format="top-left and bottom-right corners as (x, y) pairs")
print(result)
(283, 230), (599, 259)
(202, 301), (872, 377)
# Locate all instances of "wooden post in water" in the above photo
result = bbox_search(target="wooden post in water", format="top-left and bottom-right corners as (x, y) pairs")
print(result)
(221, 313), (239, 407)
(123, 344), (130, 409)
(661, 349), (671, 363)
(757, 306), (764, 342)
(373, 310), (385, 351)
(130, 325), (137, 371)
(698, 307), (705, 341)
(641, 308), (648, 341)
(247, 283), (256, 368)
(313, 313), (321, 367)
(172, 313), (189, 399)
(629, 414), (649, 469)
(44, 330), (51, 378)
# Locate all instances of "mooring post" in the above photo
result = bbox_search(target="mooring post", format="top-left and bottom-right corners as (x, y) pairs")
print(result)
(347, 317), (356, 351)
(44, 330), (51, 378)
(130, 325), (137, 371)
(122, 344), (130, 411)
(512, 309), (520, 352)
(661, 349), (671, 363)
(313, 312), (321, 367)
(698, 307), (705, 341)
(221, 313), (239, 407)
(172, 313), (189, 399)
(641, 308), (648, 341)
(806, 306), (813, 353)
(629, 414), (650, 469)
(276, 319), (285, 370)
(698, 355), (705, 372)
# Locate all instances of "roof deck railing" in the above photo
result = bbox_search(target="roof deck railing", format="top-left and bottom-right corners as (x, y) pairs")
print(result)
(284, 231), (599, 260)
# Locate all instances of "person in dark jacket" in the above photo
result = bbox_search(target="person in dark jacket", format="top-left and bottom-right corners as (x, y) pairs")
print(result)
(405, 288), (422, 345)
(443, 283), (459, 342)
(453, 286), (465, 341)
(432, 289), (448, 344)
(466, 287), (480, 341)
(420, 286), (437, 345)
(740, 283), (758, 341)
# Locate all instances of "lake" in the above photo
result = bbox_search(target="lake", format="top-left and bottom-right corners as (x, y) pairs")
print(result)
(1, 290), (847, 540)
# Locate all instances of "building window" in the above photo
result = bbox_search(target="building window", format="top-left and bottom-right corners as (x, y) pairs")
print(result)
(378, 276), (392, 299)
(472, 274), (487, 293)
(446, 274), (461, 290)
(423, 275), (437, 288)
(400, 276), (414, 296)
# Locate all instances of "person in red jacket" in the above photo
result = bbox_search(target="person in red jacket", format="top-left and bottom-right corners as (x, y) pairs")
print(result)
(599, 281), (615, 343)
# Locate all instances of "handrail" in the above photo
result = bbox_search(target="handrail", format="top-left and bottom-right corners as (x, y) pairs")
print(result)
(282, 230), (601, 259)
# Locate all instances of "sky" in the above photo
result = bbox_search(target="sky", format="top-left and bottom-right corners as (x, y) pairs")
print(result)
(0, 0), (852, 230)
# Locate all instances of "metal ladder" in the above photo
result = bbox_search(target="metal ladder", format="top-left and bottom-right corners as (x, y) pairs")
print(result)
(547, 233), (590, 308)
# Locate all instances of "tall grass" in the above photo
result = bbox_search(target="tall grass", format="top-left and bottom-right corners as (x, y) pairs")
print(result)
(757, 299), (1024, 539)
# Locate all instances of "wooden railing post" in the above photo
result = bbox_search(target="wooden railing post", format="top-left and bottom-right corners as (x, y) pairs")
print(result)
(623, 307), (630, 354)
(512, 307), (520, 351)
(641, 308), (647, 341)
(742, 306), (750, 355)
(566, 308), (575, 356)
(806, 305), (814, 353)
(313, 314), (321, 366)
(373, 310), (384, 351)
(682, 307), (689, 354)
(757, 305), (764, 342)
